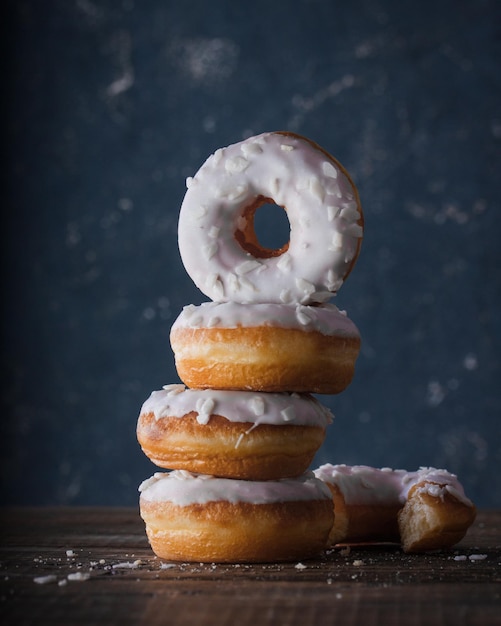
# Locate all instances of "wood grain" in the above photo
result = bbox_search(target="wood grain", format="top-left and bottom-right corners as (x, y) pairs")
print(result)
(1, 508), (499, 625)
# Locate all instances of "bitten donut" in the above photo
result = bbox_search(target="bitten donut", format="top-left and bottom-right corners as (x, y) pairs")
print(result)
(139, 470), (334, 563)
(170, 301), (361, 394)
(178, 131), (363, 305)
(137, 385), (333, 480)
(314, 464), (476, 553)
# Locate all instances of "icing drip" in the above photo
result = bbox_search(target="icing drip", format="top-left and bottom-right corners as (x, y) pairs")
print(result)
(139, 470), (333, 505)
(171, 301), (360, 338)
(141, 386), (334, 428)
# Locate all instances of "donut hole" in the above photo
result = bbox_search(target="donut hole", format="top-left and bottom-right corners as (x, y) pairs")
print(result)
(235, 196), (290, 259)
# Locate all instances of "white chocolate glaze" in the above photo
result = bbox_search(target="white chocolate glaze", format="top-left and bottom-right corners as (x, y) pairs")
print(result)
(178, 131), (363, 304)
(139, 470), (333, 505)
(140, 385), (333, 427)
(313, 464), (473, 507)
(170, 301), (360, 338)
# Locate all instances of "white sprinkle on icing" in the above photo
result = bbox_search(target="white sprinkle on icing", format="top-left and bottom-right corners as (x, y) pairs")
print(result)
(331, 278), (343, 291)
(343, 200), (358, 211)
(339, 207), (360, 223)
(296, 305), (313, 326)
(322, 161), (338, 178)
(193, 205), (208, 220)
(206, 274), (225, 300)
(249, 396), (266, 416)
(309, 177), (325, 201)
(281, 406), (296, 422)
(186, 177), (194, 188)
(276, 253), (292, 272)
(225, 156), (249, 174)
(329, 232), (344, 251)
(203, 242), (218, 260)
(312, 291), (332, 302)
(236, 259), (262, 275)
(280, 289), (293, 303)
(344, 223), (363, 238)
(228, 184), (249, 201)
(281, 144), (295, 151)
(208, 226), (221, 238)
(195, 397), (215, 425)
(327, 205), (340, 222)
(227, 273), (238, 292)
(212, 148), (224, 164)
(162, 383), (186, 395)
(215, 184), (249, 201)
(295, 277), (316, 296)
(241, 142), (263, 156)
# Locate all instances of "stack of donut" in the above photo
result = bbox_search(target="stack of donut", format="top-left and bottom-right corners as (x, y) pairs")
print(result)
(136, 131), (363, 562)
(136, 131), (476, 562)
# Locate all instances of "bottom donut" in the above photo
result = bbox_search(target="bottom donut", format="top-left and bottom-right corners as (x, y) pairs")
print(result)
(139, 470), (334, 563)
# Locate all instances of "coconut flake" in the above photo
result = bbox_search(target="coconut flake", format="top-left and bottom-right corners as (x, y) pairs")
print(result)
(225, 156), (249, 174)
(236, 259), (262, 275)
(241, 142), (263, 156)
(249, 396), (265, 416)
(196, 397), (216, 425)
(281, 406), (296, 422)
(277, 253), (292, 272)
(322, 161), (338, 178)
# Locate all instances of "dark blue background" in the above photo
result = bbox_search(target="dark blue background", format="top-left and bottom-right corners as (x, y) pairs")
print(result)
(3, 0), (500, 507)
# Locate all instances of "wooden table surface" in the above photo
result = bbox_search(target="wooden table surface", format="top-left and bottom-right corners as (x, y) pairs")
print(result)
(0, 507), (499, 625)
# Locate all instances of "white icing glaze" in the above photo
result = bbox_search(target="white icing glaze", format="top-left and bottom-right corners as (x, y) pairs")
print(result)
(313, 464), (473, 507)
(171, 301), (360, 337)
(178, 131), (363, 304)
(139, 470), (333, 505)
(140, 385), (333, 427)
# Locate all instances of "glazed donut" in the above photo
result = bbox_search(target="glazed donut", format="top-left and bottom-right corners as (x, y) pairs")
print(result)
(170, 301), (361, 394)
(139, 470), (334, 563)
(178, 131), (363, 305)
(314, 464), (476, 553)
(137, 385), (333, 480)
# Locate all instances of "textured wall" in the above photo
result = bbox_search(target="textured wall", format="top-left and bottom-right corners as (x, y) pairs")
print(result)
(3, 0), (500, 507)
